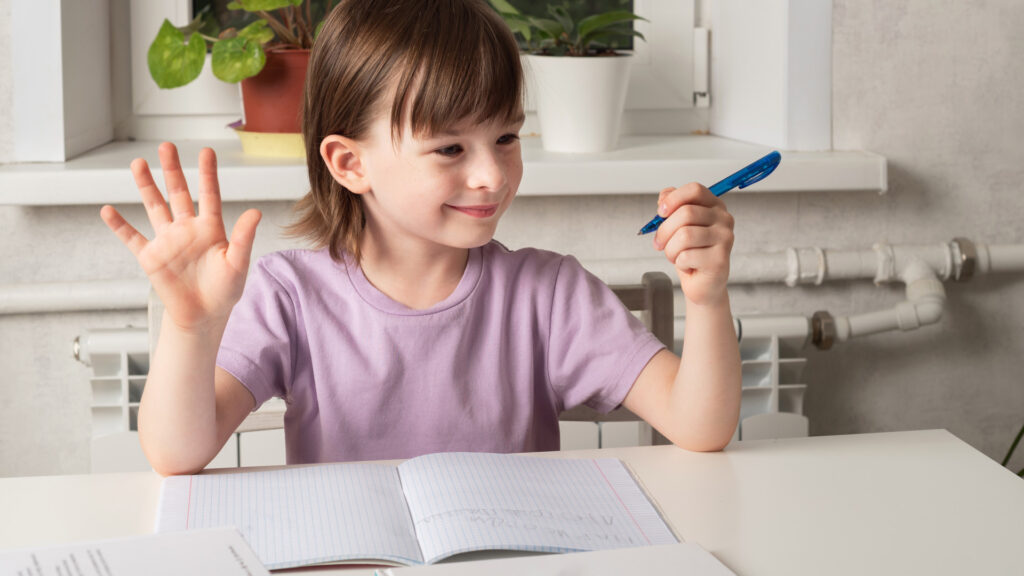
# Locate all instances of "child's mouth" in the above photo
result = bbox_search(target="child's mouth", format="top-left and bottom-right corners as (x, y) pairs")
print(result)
(447, 204), (499, 218)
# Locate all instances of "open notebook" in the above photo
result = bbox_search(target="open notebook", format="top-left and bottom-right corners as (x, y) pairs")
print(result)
(155, 452), (678, 570)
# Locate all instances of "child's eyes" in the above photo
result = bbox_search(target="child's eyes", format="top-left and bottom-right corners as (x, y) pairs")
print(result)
(497, 133), (520, 145)
(435, 144), (464, 157)
(433, 134), (520, 158)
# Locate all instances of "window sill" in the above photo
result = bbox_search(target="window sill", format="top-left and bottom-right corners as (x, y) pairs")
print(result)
(0, 135), (886, 206)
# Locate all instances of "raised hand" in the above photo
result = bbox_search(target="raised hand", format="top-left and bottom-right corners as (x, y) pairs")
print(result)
(650, 183), (735, 308)
(101, 142), (262, 332)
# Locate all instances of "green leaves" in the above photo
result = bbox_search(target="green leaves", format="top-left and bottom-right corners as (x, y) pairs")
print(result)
(226, 0), (303, 11)
(488, 0), (647, 56)
(148, 13), (279, 88)
(487, 0), (521, 15)
(498, 13), (533, 43)
(577, 11), (646, 48)
(148, 19), (207, 89)
(211, 21), (270, 83)
(238, 19), (275, 44)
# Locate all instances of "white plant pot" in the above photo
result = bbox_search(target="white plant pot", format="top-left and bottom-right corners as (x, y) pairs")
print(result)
(525, 54), (632, 154)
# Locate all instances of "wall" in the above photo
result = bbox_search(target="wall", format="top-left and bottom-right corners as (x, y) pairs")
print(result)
(0, 0), (12, 160)
(1, 0), (1023, 477)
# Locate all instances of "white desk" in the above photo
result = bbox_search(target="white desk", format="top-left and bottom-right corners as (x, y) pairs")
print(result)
(2, 430), (1022, 575)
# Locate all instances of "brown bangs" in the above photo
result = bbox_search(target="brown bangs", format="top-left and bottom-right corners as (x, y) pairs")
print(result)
(387, 0), (524, 141)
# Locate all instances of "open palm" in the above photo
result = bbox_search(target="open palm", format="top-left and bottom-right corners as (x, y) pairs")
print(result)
(101, 143), (262, 332)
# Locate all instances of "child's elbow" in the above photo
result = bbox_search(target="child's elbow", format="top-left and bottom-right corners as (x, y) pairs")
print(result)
(145, 450), (207, 476)
(140, 436), (210, 476)
(679, 436), (729, 450)
(669, 428), (734, 452)
(150, 459), (206, 477)
(675, 438), (730, 453)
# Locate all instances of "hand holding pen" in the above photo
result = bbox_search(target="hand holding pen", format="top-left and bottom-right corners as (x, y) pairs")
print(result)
(644, 151), (781, 306)
(639, 151), (781, 235)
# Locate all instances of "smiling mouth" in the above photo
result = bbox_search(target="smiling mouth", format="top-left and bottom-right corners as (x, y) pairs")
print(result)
(447, 204), (499, 218)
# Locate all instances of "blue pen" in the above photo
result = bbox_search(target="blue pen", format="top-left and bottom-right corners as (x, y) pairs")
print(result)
(637, 150), (782, 235)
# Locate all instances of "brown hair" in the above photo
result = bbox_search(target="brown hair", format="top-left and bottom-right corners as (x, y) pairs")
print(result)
(287, 0), (525, 262)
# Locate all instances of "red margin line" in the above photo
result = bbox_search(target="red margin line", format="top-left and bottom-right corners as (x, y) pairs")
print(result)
(593, 460), (650, 545)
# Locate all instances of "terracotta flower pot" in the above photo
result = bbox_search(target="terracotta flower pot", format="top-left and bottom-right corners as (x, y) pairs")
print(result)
(240, 49), (311, 134)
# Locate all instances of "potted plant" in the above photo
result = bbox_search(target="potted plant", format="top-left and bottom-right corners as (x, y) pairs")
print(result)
(147, 0), (330, 140)
(489, 1), (646, 153)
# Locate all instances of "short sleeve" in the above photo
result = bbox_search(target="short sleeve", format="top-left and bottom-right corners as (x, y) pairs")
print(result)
(546, 256), (666, 413)
(216, 257), (296, 409)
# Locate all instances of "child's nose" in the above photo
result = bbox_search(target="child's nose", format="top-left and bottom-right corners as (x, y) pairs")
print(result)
(466, 151), (507, 192)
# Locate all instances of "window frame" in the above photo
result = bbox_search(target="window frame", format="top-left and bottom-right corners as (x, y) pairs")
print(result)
(128, 0), (696, 137)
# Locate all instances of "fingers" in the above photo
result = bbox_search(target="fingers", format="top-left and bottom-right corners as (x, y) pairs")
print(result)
(658, 211), (735, 258)
(130, 157), (172, 232)
(159, 142), (196, 220)
(651, 181), (735, 269)
(672, 244), (731, 276)
(660, 182), (720, 213)
(196, 147), (223, 221)
(100, 205), (148, 257)
(226, 209), (262, 273)
(652, 204), (718, 251)
(661, 224), (730, 264)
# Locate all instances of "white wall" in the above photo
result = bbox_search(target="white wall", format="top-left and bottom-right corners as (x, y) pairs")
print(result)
(1, 0), (1023, 477)
(0, 0), (13, 161)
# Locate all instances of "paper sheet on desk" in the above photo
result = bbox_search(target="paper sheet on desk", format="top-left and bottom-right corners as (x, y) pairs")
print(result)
(375, 543), (737, 576)
(0, 527), (269, 576)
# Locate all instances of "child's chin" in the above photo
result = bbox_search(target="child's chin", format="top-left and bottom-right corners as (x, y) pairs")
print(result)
(450, 231), (497, 250)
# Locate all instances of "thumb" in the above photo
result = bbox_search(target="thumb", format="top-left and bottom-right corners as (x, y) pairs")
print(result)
(226, 209), (262, 272)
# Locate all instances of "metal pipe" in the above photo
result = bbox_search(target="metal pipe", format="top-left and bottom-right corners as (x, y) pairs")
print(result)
(0, 279), (150, 315)
(587, 239), (1024, 288)
(2, 239), (1022, 316)
(980, 244), (1024, 273)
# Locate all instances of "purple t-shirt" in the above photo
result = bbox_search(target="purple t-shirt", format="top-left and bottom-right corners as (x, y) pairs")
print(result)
(216, 240), (664, 463)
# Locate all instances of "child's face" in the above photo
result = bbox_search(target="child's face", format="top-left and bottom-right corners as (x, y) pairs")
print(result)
(357, 109), (525, 253)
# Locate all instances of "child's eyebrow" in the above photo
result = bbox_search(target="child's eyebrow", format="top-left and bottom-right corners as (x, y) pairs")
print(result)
(435, 113), (526, 137)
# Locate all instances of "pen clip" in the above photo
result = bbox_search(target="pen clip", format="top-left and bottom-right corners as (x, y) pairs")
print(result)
(736, 151), (781, 189)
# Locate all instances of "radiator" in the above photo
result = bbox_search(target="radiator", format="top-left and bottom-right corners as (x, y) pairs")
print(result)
(73, 327), (240, 472)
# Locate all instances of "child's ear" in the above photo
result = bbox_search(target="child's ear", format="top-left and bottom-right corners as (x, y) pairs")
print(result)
(320, 135), (370, 194)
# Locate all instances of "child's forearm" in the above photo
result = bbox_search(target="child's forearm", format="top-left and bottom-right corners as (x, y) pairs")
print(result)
(137, 311), (227, 475)
(670, 297), (742, 451)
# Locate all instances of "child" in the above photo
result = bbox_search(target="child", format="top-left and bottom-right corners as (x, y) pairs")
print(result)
(100, 0), (741, 476)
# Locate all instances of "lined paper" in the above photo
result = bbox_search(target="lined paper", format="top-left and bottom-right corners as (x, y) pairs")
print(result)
(0, 528), (271, 576)
(154, 454), (677, 569)
(155, 463), (422, 569)
(397, 453), (678, 564)
(377, 543), (737, 576)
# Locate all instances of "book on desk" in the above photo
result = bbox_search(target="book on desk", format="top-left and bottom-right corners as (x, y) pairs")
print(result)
(155, 452), (681, 570)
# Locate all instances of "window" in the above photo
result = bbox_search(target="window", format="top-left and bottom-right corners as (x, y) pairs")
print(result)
(128, 0), (696, 139)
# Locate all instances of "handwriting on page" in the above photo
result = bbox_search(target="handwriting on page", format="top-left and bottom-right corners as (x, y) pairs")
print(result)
(399, 453), (677, 563)
(418, 508), (640, 545)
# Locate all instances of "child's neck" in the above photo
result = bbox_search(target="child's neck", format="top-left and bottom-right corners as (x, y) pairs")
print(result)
(357, 236), (470, 311)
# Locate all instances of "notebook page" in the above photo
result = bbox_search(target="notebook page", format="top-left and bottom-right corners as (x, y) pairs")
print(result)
(397, 453), (678, 564)
(377, 543), (737, 576)
(155, 463), (423, 569)
(0, 528), (271, 576)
